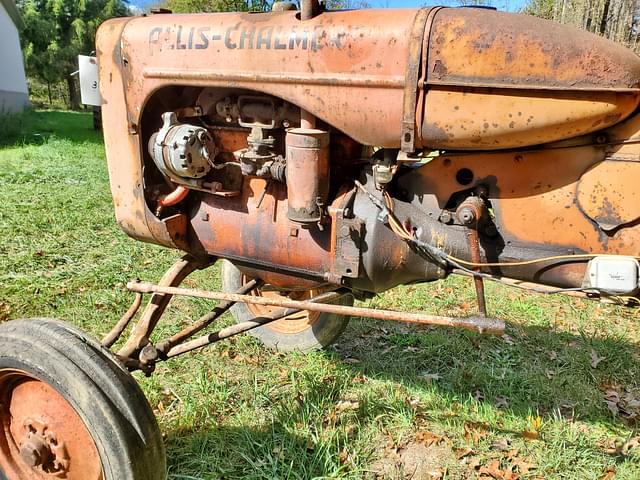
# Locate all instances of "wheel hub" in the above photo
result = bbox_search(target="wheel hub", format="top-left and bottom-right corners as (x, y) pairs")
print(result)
(19, 418), (70, 475)
(0, 370), (103, 479)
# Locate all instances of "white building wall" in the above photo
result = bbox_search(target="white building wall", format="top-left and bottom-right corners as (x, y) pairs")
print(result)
(0, 1), (28, 113)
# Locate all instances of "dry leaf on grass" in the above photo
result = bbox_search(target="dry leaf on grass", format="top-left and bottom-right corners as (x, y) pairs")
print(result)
(620, 436), (640, 456)
(415, 430), (443, 447)
(522, 430), (541, 441)
(335, 399), (360, 411)
(511, 457), (535, 475)
(454, 447), (474, 459)
(591, 349), (605, 368)
(464, 421), (489, 445)
(598, 466), (616, 480)
(601, 386), (640, 423)
(479, 459), (520, 480)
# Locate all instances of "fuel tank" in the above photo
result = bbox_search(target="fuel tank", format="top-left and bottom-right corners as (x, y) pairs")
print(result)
(101, 6), (640, 151)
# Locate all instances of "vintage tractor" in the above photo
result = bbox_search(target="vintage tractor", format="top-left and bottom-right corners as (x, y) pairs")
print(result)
(1, 2), (639, 478)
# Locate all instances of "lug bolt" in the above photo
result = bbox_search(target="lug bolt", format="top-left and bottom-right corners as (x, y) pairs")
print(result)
(20, 437), (50, 468)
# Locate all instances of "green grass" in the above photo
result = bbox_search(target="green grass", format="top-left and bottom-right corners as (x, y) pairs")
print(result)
(1, 110), (639, 479)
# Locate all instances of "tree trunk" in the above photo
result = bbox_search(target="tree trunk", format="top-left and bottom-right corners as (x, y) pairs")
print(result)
(47, 82), (52, 106)
(66, 75), (80, 111)
(600, 0), (611, 35)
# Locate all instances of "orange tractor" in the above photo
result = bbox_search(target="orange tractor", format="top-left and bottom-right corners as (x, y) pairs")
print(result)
(1, 3), (639, 478)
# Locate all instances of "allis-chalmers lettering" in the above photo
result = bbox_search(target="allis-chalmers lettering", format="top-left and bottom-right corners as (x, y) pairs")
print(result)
(148, 25), (345, 52)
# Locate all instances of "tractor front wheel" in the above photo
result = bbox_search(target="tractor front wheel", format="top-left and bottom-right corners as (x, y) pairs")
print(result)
(0, 318), (166, 480)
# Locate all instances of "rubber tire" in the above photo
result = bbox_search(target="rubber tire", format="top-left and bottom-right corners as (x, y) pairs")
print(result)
(0, 318), (166, 480)
(221, 261), (352, 352)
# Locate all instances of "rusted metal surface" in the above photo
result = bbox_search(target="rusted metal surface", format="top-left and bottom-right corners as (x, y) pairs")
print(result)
(286, 128), (329, 224)
(101, 9), (419, 147)
(396, 141), (640, 263)
(0, 369), (102, 479)
(118, 254), (212, 359)
(128, 281), (506, 335)
(300, 0), (319, 21)
(102, 292), (143, 348)
(95, 4), (640, 348)
(401, 7), (432, 153)
(421, 88), (639, 150)
(155, 278), (262, 354)
(244, 278), (330, 335)
(96, 5), (640, 258)
(190, 178), (333, 281)
(426, 8), (640, 91)
(576, 160), (640, 231)
(457, 197), (488, 316)
(165, 290), (347, 358)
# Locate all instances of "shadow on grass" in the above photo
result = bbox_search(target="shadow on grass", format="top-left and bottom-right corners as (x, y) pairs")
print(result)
(331, 318), (640, 427)
(158, 317), (639, 478)
(0, 109), (102, 148)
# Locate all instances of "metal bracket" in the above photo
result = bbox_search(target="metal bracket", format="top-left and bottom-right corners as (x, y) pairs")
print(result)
(334, 214), (363, 279)
(401, 7), (444, 153)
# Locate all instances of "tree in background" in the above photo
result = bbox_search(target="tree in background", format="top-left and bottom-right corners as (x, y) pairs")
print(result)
(164, 0), (270, 12)
(523, 0), (640, 52)
(163, 0), (369, 14)
(18, 0), (129, 109)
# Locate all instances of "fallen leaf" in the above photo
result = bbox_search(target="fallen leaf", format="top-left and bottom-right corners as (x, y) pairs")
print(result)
(620, 436), (640, 456)
(415, 430), (442, 447)
(464, 421), (488, 445)
(512, 457), (535, 475)
(591, 349), (605, 369)
(479, 459), (519, 480)
(598, 466), (616, 480)
(338, 448), (349, 465)
(343, 357), (361, 364)
(335, 399), (360, 411)
(522, 430), (541, 441)
(454, 447), (473, 459)
(604, 389), (621, 416)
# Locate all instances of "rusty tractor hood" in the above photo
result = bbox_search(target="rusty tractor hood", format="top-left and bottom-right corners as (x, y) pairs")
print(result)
(99, 7), (640, 150)
(426, 8), (640, 92)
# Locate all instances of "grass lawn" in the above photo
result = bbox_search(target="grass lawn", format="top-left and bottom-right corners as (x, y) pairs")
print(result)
(1, 110), (639, 479)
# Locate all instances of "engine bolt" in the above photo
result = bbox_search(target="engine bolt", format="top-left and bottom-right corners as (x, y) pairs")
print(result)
(457, 207), (476, 225)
